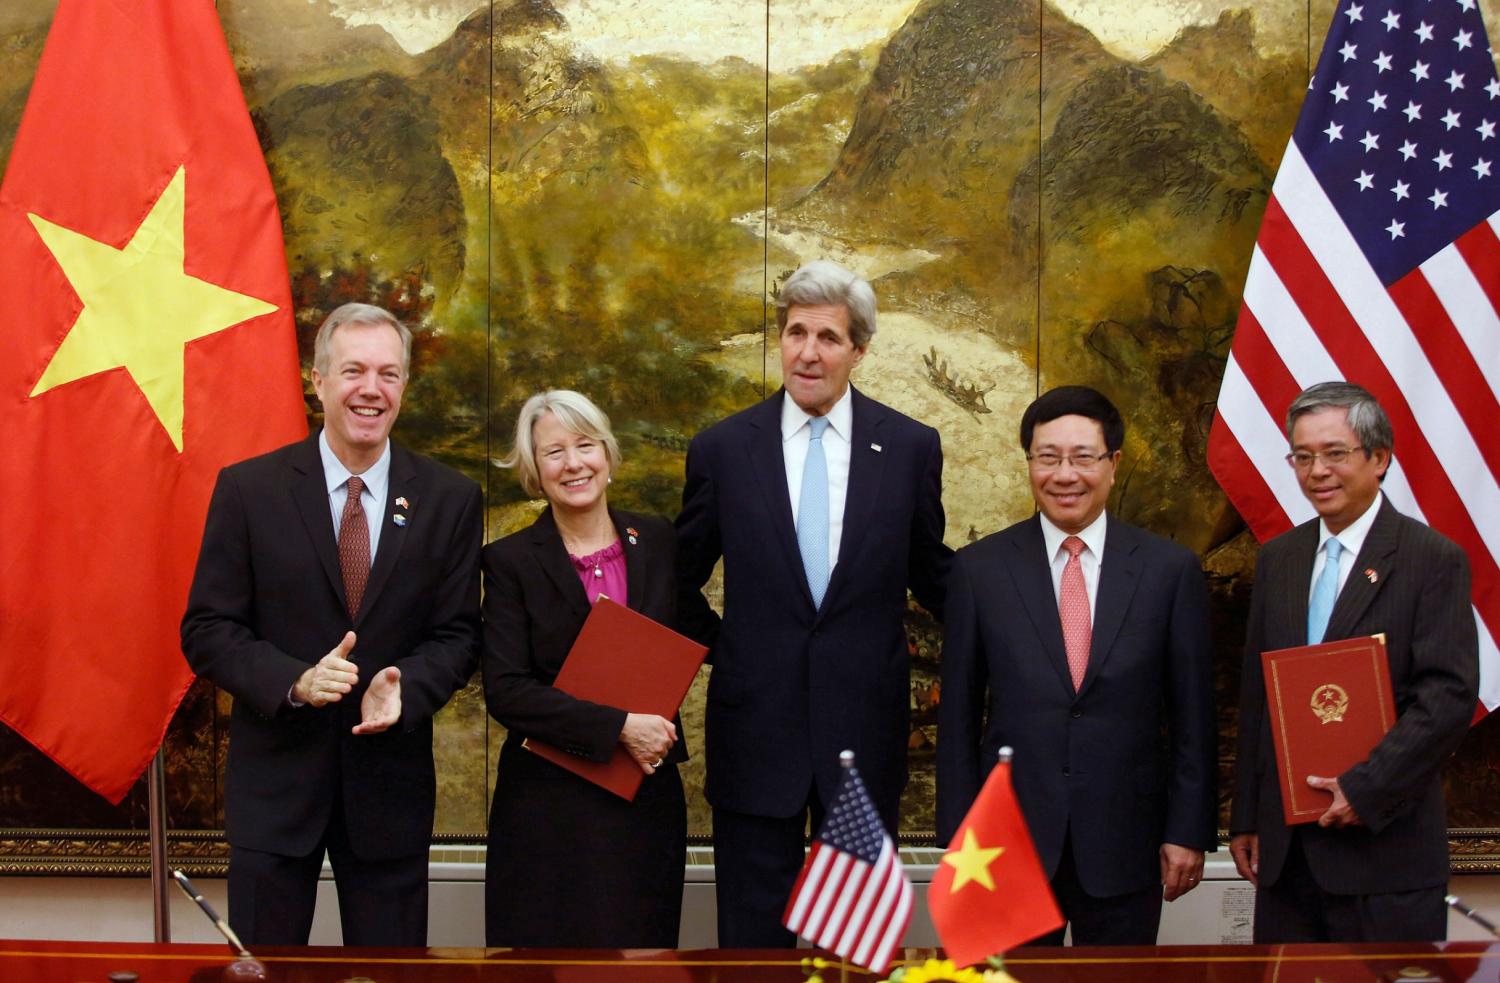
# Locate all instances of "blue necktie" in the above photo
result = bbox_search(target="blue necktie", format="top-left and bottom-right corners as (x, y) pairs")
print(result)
(1307, 537), (1343, 644)
(797, 416), (831, 609)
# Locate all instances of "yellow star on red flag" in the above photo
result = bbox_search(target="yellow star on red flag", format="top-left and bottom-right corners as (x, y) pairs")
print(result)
(941, 827), (1005, 892)
(28, 165), (278, 451)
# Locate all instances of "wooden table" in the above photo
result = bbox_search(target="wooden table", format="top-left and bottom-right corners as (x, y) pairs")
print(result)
(2, 939), (1496, 982)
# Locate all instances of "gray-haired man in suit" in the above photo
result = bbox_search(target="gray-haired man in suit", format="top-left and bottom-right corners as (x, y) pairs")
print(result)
(1230, 381), (1478, 942)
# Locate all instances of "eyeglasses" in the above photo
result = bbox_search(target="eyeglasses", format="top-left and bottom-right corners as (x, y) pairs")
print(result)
(1027, 451), (1111, 472)
(1284, 446), (1367, 470)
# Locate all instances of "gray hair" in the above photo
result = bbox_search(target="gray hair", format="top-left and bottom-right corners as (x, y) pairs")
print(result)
(313, 303), (413, 378)
(1285, 381), (1394, 452)
(775, 260), (877, 349)
(500, 390), (622, 499)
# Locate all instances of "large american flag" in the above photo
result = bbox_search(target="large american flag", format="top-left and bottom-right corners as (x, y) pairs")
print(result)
(782, 758), (912, 973)
(1208, 0), (1500, 714)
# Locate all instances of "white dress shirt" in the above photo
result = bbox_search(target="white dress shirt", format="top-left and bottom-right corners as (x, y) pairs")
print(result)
(1310, 492), (1383, 603)
(319, 430), (392, 561)
(782, 387), (853, 573)
(1040, 510), (1107, 623)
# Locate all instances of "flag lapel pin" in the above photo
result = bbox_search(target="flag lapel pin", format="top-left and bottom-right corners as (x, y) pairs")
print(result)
(1365, 568), (1378, 584)
(871, 443), (883, 453)
(626, 526), (639, 545)
(393, 496), (410, 527)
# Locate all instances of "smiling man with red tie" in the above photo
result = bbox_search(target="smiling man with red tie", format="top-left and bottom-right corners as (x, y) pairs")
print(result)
(182, 303), (482, 947)
(937, 385), (1217, 946)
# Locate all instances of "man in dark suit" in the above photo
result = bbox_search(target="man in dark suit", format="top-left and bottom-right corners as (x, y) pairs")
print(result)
(181, 303), (482, 946)
(936, 385), (1217, 945)
(677, 260), (952, 947)
(1230, 381), (1478, 942)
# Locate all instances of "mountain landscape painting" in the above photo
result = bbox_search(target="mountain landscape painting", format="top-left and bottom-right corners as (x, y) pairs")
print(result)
(3, 0), (1499, 857)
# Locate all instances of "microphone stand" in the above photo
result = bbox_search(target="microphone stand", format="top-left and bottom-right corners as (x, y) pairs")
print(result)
(170, 869), (268, 981)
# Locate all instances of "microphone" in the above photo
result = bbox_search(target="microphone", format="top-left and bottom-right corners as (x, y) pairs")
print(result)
(170, 869), (267, 981)
(1446, 894), (1500, 939)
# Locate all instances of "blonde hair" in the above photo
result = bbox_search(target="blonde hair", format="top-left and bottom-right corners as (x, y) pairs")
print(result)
(500, 390), (622, 499)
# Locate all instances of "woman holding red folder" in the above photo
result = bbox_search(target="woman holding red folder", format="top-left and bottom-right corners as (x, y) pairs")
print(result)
(481, 390), (687, 948)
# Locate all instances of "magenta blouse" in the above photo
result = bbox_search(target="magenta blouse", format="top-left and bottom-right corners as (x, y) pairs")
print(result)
(569, 540), (627, 606)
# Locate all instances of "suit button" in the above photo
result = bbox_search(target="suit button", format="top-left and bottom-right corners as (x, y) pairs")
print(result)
(1070, 709), (1082, 718)
(1062, 767), (1071, 777)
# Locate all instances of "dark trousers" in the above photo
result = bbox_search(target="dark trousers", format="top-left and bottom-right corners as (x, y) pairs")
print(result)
(713, 795), (827, 948)
(227, 797), (428, 947)
(1031, 835), (1163, 946)
(1254, 830), (1448, 943)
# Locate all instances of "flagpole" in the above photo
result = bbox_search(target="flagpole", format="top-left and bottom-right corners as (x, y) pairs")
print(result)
(148, 746), (171, 942)
(839, 750), (853, 983)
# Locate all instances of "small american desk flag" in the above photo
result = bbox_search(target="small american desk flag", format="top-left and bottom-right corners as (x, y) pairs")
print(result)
(782, 752), (912, 973)
(1209, 0), (1500, 715)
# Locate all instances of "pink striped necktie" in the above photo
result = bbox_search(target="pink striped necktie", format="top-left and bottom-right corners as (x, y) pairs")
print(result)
(1060, 535), (1091, 691)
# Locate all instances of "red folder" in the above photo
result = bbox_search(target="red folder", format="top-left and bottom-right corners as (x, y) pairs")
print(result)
(523, 598), (708, 801)
(1260, 635), (1396, 825)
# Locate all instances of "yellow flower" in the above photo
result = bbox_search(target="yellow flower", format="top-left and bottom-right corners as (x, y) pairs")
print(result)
(887, 958), (991, 983)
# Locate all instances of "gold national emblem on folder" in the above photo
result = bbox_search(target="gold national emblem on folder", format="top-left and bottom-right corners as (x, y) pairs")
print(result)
(1310, 683), (1350, 724)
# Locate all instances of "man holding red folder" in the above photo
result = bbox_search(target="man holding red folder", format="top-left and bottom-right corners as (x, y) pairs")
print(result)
(1230, 382), (1478, 942)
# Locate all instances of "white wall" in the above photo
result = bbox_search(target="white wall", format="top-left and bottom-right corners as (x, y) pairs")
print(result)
(1, 850), (1496, 947)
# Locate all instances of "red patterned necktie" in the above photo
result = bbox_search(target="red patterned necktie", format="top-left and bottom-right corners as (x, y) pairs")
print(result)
(1060, 535), (1091, 691)
(338, 475), (370, 618)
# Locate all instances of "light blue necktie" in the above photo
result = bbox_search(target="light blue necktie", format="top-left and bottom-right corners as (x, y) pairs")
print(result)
(797, 416), (831, 609)
(1307, 537), (1343, 644)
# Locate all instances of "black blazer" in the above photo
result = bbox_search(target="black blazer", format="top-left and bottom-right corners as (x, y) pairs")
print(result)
(676, 386), (951, 823)
(181, 434), (482, 859)
(936, 514), (1217, 897)
(1231, 498), (1479, 893)
(480, 507), (687, 767)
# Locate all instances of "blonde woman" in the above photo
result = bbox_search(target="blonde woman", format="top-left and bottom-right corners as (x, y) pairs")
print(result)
(482, 390), (686, 947)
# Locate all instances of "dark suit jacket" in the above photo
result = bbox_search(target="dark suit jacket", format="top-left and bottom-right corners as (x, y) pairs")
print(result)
(480, 506), (687, 767)
(935, 514), (1217, 897)
(1230, 497), (1478, 894)
(676, 386), (951, 823)
(181, 433), (482, 859)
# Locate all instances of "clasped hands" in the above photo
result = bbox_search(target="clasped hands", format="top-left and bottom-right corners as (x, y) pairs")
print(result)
(619, 713), (677, 775)
(291, 631), (403, 735)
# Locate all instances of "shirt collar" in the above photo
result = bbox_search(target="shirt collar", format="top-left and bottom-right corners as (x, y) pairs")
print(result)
(319, 429), (392, 501)
(1039, 509), (1108, 563)
(1318, 491), (1382, 559)
(781, 385), (853, 444)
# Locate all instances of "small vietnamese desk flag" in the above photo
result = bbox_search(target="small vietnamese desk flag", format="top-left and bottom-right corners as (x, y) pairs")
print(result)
(929, 747), (1063, 967)
(0, 0), (306, 802)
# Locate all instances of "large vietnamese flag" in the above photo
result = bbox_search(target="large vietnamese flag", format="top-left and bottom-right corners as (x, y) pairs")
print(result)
(0, 0), (306, 802)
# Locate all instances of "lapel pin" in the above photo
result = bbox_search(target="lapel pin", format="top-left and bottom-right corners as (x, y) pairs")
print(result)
(393, 514), (407, 527)
(626, 526), (639, 545)
(871, 443), (883, 453)
(1364, 567), (1378, 584)
(395, 496), (410, 510)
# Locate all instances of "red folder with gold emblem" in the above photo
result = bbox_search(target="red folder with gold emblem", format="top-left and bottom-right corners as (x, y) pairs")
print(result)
(523, 598), (708, 801)
(1260, 635), (1397, 825)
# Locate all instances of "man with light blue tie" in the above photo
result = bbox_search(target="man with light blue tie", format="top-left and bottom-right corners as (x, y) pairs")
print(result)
(677, 260), (952, 947)
(1230, 381), (1478, 943)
